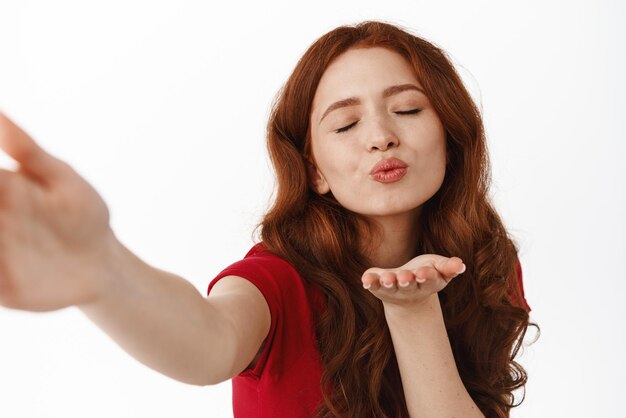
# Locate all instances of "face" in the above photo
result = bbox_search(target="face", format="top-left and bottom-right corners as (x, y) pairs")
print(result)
(308, 46), (447, 220)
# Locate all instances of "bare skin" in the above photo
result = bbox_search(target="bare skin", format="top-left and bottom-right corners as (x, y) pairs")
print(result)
(361, 254), (466, 308)
(0, 112), (270, 385)
(0, 62), (482, 415)
(0, 112), (114, 311)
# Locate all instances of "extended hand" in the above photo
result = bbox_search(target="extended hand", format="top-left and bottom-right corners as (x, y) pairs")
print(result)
(0, 113), (115, 311)
(361, 254), (466, 308)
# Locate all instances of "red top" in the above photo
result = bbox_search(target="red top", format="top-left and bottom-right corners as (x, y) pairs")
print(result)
(207, 243), (531, 418)
(207, 243), (325, 418)
(512, 259), (531, 312)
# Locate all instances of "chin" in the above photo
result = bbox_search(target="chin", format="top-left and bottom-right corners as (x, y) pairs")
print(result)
(358, 204), (423, 219)
(337, 194), (428, 218)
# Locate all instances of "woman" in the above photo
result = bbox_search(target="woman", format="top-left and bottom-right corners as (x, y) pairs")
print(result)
(0, 20), (535, 418)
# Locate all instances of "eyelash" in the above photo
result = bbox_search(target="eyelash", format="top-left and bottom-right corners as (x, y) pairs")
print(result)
(334, 109), (422, 134)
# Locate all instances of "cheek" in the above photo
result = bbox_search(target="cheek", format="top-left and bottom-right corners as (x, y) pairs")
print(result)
(315, 142), (358, 179)
(409, 126), (447, 181)
(419, 120), (446, 159)
(432, 138), (447, 168)
(428, 140), (447, 181)
(430, 140), (448, 190)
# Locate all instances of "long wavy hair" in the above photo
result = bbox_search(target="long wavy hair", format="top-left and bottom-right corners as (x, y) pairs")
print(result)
(258, 20), (538, 417)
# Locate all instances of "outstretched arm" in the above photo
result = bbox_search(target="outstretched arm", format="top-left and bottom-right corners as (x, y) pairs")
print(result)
(0, 113), (270, 386)
(78, 239), (270, 386)
(362, 255), (485, 418)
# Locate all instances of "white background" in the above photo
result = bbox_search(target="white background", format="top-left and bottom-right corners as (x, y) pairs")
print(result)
(0, 1), (624, 417)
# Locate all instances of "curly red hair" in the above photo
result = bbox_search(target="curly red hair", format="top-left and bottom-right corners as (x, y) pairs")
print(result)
(258, 20), (538, 417)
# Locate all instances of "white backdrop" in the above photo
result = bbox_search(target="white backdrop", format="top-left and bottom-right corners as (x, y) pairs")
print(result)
(0, 1), (624, 417)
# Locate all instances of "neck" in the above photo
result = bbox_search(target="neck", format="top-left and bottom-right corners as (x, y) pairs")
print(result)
(363, 209), (422, 268)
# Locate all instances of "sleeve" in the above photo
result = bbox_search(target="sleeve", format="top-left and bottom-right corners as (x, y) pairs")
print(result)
(206, 249), (293, 378)
(511, 259), (531, 313)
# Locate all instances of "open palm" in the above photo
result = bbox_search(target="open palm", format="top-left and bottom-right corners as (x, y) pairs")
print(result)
(0, 113), (114, 311)
(361, 254), (466, 308)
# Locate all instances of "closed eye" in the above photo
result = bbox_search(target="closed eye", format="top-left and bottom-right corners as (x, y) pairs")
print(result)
(335, 121), (358, 134)
(334, 109), (422, 134)
(395, 108), (422, 115)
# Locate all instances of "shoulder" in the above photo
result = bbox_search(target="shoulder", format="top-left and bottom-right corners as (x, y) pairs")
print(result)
(224, 242), (297, 275)
(510, 258), (531, 313)
(207, 242), (305, 308)
(208, 243), (300, 299)
(206, 243), (317, 377)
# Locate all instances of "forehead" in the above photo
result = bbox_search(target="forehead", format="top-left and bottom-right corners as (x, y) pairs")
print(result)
(312, 47), (420, 115)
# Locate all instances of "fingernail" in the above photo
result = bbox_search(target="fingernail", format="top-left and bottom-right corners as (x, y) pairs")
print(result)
(399, 281), (410, 287)
(457, 264), (466, 274)
(363, 283), (371, 289)
(416, 277), (426, 283)
(382, 282), (394, 288)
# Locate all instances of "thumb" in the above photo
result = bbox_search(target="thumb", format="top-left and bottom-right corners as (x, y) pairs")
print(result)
(0, 112), (68, 185)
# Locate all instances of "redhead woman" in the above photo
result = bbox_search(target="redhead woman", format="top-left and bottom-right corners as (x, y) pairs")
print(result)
(0, 21), (535, 417)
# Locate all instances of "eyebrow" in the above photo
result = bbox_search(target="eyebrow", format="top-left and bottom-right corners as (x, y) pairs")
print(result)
(318, 83), (425, 124)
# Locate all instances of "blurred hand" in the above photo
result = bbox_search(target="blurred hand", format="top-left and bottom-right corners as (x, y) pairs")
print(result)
(361, 254), (466, 309)
(0, 113), (115, 311)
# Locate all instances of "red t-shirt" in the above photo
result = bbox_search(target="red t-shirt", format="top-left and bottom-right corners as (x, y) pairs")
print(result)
(513, 259), (531, 312)
(207, 243), (531, 418)
(207, 243), (325, 418)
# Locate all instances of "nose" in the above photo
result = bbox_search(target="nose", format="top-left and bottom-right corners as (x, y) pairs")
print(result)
(366, 116), (399, 152)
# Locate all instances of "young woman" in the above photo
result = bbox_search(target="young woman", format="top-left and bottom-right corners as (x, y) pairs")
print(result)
(0, 21), (534, 418)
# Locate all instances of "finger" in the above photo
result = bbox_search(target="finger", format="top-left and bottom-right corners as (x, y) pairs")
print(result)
(434, 256), (465, 278)
(362, 272), (381, 290)
(415, 264), (461, 294)
(0, 113), (67, 185)
(379, 271), (397, 289)
(0, 168), (19, 202)
(396, 270), (415, 288)
(415, 265), (438, 282)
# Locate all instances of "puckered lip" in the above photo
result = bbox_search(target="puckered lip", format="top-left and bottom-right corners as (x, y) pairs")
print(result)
(369, 157), (408, 175)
